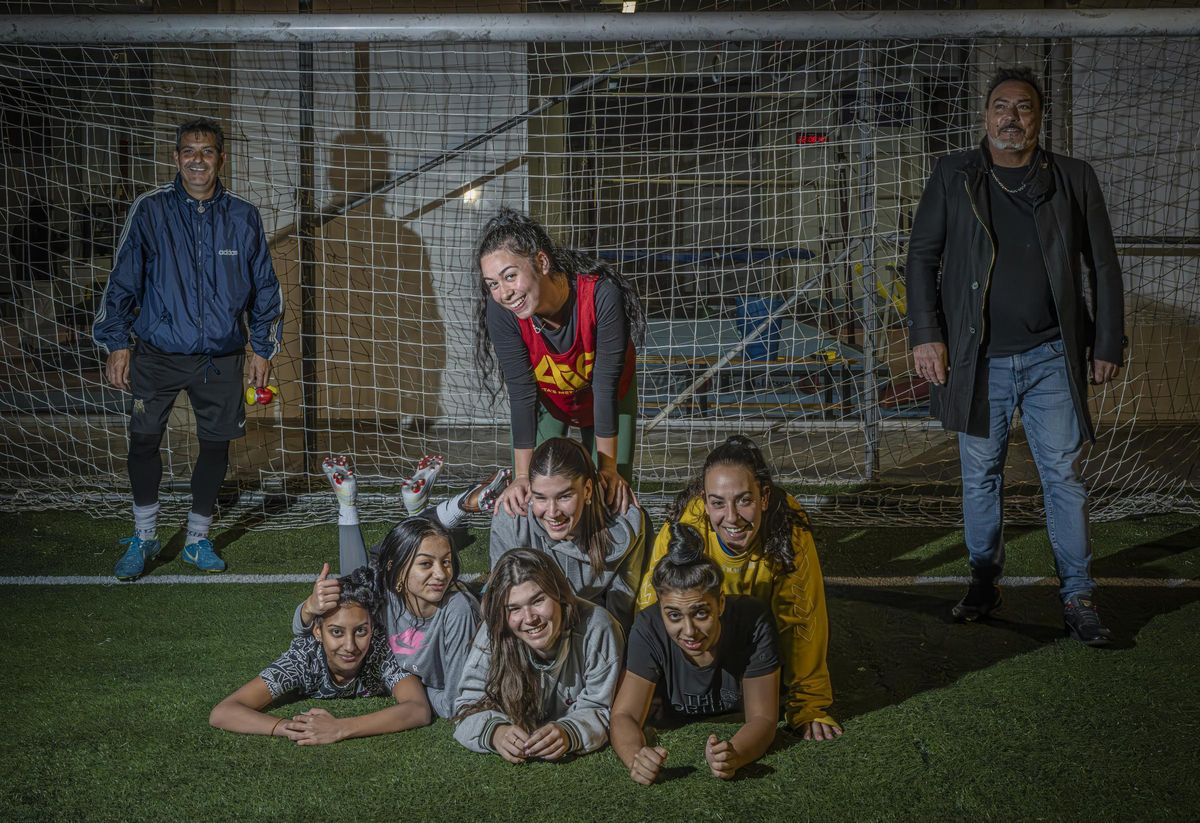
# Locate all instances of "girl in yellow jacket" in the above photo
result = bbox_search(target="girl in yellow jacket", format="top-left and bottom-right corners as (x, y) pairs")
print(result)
(636, 435), (840, 740)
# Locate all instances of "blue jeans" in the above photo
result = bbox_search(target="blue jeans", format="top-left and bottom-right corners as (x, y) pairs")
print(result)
(958, 339), (1094, 602)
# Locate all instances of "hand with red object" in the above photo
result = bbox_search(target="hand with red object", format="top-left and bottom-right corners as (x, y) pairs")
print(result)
(245, 384), (280, 406)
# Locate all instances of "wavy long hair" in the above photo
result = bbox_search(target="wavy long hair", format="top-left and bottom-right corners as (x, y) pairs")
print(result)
(529, 437), (611, 575)
(454, 548), (581, 732)
(472, 207), (645, 400)
(668, 435), (811, 574)
(374, 516), (461, 617)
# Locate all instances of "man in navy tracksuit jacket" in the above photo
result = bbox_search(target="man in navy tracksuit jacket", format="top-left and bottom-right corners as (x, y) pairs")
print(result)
(92, 119), (283, 580)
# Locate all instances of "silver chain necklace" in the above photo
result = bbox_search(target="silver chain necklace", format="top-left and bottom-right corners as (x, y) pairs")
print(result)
(990, 156), (1039, 194)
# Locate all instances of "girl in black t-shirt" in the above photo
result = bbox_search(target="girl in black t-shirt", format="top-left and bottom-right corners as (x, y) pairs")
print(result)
(610, 522), (782, 784)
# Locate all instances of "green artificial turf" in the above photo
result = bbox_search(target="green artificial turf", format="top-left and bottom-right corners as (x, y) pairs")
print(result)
(2, 511), (1198, 820)
(3, 509), (1197, 582)
(2, 583), (1198, 821)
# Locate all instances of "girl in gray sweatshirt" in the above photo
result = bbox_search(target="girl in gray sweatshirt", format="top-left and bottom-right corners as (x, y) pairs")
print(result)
(454, 548), (624, 761)
(489, 437), (648, 633)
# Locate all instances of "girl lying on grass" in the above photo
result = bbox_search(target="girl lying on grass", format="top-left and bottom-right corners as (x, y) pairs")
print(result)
(489, 437), (648, 632)
(612, 522), (781, 782)
(292, 455), (509, 720)
(454, 548), (623, 762)
(636, 435), (841, 741)
(209, 568), (431, 744)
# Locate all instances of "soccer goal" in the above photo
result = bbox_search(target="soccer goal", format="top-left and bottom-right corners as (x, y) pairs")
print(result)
(1, 9), (1197, 526)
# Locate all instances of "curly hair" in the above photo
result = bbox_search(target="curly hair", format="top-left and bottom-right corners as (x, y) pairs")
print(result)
(472, 207), (645, 400)
(313, 566), (379, 627)
(668, 435), (811, 574)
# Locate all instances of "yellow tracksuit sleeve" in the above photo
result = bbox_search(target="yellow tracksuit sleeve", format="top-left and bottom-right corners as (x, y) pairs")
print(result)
(634, 518), (673, 611)
(774, 522), (838, 729)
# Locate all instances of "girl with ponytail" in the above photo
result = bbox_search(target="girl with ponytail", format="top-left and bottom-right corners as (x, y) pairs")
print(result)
(611, 522), (782, 783)
(488, 436), (649, 632)
(473, 208), (644, 517)
(635, 435), (841, 741)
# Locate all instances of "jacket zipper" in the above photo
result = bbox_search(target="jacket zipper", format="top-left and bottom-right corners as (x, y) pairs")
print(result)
(195, 205), (205, 338)
(964, 176), (996, 348)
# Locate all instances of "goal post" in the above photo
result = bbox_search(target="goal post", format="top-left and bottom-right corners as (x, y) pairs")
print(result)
(1, 11), (1197, 527)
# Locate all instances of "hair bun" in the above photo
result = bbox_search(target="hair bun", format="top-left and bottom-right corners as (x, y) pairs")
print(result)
(666, 521), (705, 565)
(653, 521), (722, 597)
(724, 434), (758, 451)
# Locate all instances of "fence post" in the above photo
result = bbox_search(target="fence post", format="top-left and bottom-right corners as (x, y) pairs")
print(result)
(297, 0), (319, 472)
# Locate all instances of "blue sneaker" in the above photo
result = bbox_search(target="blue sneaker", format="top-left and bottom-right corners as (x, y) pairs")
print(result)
(113, 536), (161, 581)
(181, 538), (226, 573)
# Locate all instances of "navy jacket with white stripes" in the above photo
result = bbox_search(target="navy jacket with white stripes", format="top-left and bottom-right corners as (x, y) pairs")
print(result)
(92, 174), (283, 359)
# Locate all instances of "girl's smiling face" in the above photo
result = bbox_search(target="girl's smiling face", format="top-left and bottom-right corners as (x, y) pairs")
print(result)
(313, 603), (372, 685)
(703, 463), (769, 552)
(480, 248), (551, 320)
(400, 535), (455, 617)
(504, 580), (564, 658)
(530, 471), (592, 541)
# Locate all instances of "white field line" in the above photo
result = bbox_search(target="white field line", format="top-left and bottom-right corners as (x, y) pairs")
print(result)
(0, 574), (1196, 588)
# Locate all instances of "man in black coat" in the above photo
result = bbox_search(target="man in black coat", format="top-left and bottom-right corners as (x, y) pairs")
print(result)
(905, 66), (1124, 646)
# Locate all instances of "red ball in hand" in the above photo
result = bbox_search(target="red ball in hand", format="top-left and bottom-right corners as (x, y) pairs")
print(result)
(246, 384), (280, 406)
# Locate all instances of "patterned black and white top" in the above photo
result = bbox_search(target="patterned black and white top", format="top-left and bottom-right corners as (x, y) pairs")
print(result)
(259, 632), (408, 700)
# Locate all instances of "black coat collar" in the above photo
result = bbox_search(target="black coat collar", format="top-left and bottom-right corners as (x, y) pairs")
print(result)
(964, 138), (1057, 204)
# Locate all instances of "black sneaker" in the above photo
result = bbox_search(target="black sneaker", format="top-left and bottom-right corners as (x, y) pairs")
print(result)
(951, 578), (1003, 622)
(1063, 595), (1113, 647)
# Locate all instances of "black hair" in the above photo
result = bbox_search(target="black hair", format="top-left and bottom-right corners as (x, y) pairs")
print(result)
(375, 516), (458, 616)
(985, 66), (1043, 111)
(175, 118), (225, 154)
(472, 207), (646, 399)
(651, 521), (723, 597)
(669, 434), (810, 574)
(314, 566), (378, 627)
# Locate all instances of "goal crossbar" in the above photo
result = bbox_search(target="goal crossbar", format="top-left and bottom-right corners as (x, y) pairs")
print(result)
(4, 10), (1200, 44)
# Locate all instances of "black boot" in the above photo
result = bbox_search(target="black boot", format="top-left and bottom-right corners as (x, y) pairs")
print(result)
(952, 571), (1003, 623)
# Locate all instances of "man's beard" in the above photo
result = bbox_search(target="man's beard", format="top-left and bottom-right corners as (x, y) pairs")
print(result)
(989, 133), (1032, 152)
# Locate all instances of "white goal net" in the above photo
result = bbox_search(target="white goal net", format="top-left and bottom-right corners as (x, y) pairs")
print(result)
(1, 12), (1197, 526)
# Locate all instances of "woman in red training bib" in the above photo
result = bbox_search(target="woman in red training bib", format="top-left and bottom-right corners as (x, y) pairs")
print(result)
(474, 208), (644, 517)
